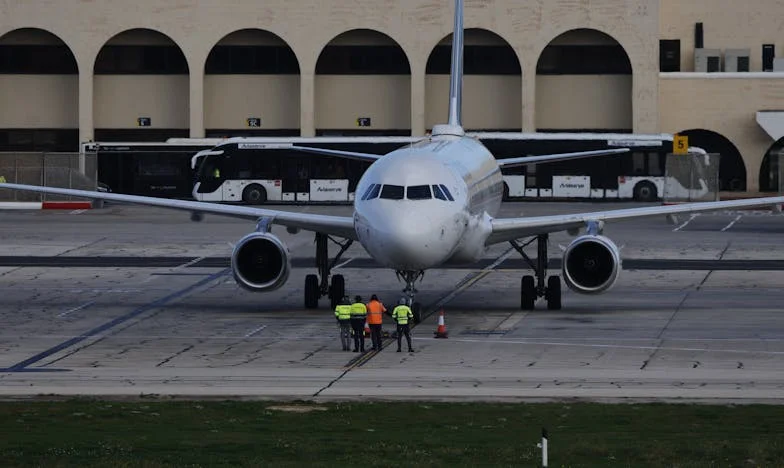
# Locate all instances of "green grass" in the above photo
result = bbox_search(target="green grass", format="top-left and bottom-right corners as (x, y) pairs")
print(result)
(0, 400), (782, 467)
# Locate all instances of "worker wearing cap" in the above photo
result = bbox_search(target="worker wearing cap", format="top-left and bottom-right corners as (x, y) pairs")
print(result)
(391, 297), (414, 353)
(366, 294), (387, 351)
(350, 295), (367, 352)
(334, 295), (352, 351)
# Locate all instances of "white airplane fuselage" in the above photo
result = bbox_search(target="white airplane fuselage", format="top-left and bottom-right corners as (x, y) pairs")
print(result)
(353, 134), (504, 271)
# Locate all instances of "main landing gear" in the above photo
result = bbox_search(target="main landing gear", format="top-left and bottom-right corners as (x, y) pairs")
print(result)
(304, 233), (353, 309)
(509, 234), (562, 311)
(396, 270), (424, 324)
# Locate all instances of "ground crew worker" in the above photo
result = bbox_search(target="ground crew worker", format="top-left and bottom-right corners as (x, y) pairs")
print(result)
(366, 294), (387, 351)
(391, 297), (414, 353)
(334, 295), (352, 351)
(350, 295), (367, 352)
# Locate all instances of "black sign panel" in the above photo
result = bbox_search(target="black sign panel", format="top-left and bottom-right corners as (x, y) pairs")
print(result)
(137, 117), (151, 127)
(357, 117), (371, 127)
(247, 117), (261, 128)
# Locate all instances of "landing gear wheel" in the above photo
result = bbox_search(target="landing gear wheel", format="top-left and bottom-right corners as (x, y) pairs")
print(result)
(304, 274), (319, 309)
(329, 274), (345, 309)
(546, 275), (562, 310)
(411, 302), (422, 324)
(521, 275), (536, 310)
(242, 184), (267, 205)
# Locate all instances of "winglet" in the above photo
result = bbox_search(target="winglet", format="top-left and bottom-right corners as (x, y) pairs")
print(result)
(432, 0), (465, 138)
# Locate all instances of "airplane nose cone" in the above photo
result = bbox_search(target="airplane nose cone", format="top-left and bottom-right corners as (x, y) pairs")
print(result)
(357, 202), (465, 270)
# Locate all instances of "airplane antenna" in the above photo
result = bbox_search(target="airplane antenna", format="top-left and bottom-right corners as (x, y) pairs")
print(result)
(432, 0), (465, 137)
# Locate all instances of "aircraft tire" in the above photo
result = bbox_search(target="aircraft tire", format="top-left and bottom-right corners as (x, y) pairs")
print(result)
(521, 275), (535, 310)
(329, 274), (345, 309)
(546, 275), (562, 310)
(304, 274), (319, 309)
(412, 302), (422, 324)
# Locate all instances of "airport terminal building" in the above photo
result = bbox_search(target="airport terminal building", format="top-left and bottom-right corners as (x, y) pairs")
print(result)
(1, 0), (784, 192)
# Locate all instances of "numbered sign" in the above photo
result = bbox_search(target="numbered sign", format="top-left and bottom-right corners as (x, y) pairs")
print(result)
(357, 117), (371, 127)
(137, 117), (151, 127)
(673, 134), (689, 154)
(246, 117), (261, 128)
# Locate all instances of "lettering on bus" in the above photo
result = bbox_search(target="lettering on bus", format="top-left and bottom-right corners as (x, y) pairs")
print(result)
(317, 187), (343, 192)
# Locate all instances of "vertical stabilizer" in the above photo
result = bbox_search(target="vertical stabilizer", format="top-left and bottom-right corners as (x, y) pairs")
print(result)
(432, 0), (465, 137)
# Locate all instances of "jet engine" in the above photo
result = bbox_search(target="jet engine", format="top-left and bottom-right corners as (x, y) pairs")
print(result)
(561, 234), (621, 295)
(230, 232), (291, 292)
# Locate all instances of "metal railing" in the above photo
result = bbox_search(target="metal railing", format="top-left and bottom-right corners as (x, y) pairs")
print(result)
(0, 152), (97, 201)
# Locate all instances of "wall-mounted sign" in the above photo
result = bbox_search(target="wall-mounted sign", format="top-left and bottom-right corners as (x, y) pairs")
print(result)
(673, 134), (689, 154)
(357, 117), (371, 127)
(137, 117), (151, 127)
(247, 117), (261, 128)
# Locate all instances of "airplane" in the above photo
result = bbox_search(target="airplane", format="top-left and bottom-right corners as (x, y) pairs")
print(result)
(3, 0), (784, 323)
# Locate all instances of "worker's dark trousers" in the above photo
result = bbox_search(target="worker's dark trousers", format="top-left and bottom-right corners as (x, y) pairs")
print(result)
(337, 319), (351, 351)
(396, 324), (412, 351)
(369, 324), (383, 350)
(350, 318), (366, 351)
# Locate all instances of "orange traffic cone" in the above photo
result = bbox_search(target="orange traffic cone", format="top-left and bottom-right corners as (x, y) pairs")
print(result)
(364, 320), (371, 337)
(434, 309), (448, 338)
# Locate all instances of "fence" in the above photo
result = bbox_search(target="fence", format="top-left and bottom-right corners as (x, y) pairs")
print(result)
(662, 152), (721, 203)
(0, 152), (98, 201)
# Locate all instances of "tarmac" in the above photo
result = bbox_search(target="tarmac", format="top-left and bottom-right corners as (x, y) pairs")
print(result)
(1, 201), (784, 403)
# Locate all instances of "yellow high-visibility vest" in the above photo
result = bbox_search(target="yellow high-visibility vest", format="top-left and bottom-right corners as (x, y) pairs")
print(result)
(392, 305), (413, 325)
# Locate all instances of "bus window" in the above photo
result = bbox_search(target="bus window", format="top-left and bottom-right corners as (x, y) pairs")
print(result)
(632, 152), (645, 174)
(648, 152), (662, 176)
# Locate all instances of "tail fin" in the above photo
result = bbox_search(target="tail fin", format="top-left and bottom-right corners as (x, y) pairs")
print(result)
(447, 0), (464, 128)
(433, 0), (465, 137)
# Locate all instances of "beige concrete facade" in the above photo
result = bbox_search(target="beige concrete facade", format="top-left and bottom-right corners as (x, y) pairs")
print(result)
(1, 0), (783, 190)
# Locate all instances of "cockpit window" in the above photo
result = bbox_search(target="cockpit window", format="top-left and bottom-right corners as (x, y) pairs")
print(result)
(367, 184), (381, 200)
(361, 184), (376, 201)
(407, 185), (431, 200)
(432, 184), (447, 201)
(379, 184), (404, 200)
(439, 184), (455, 201)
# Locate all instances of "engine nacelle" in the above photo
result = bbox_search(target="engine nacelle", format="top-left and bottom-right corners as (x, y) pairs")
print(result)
(230, 232), (291, 292)
(562, 234), (621, 295)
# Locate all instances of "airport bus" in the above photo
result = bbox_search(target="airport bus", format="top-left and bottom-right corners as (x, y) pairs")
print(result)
(189, 133), (712, 204)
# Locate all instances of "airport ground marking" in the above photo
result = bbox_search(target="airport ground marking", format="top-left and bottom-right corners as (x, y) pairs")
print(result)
(672, 214), (699, 231)
(57, 300), (95, 318)
(720, 215), (742, 232)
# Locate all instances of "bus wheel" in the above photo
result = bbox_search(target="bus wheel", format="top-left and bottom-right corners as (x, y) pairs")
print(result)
(242, 184), (267, 205)
(633, 181), (657, 202)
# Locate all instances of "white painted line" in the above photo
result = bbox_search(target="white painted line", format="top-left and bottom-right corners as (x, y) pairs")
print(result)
(720, 215), (742, 232)
(58, 300), (95, 318)
(333, 257), (354, 270)
(672, 214), (698, 231)
(244, 325), (267, 338)
(177, 256), (206, 269)
(69, 209), (87, 215)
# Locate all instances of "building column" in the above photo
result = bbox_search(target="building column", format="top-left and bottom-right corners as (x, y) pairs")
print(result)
(78, 67), (94, 174)
(410, 64), (426, 136)
(300, 70), (315, 137)
(190, 68), (205, 138)
(521, 60), (536, 132)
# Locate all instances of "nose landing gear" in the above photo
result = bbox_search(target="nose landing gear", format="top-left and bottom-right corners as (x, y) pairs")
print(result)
(395, 270), (425, 323)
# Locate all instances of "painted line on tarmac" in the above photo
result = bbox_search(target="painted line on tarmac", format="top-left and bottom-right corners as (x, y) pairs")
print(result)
(720, 215), (742, 232)
(672, 213), (699, 231)
(57, 300), (95, 318)
(0, 268), (230, 373)
(244, 325), (267, 338)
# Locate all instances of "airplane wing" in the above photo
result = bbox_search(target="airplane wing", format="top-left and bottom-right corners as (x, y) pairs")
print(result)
(288, 145), (383, 162)
(497, 148), (630, 168)
(0, 183), (358, 240)
(487, 196), (784, 245)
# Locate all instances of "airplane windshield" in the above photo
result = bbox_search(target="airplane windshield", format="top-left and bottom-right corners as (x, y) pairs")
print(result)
(439, 184), (454, 201)
(407, 185), (431, 200)
(432, 184), (447, 200)
(379, 184), (404, 200)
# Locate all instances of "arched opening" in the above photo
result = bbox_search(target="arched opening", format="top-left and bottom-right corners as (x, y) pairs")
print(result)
(204, 29), (300, 138)
(0, 28), (78, 151)
(93, 29), (189, 142)
(425, 29), (521, 131)
(678, 129), (746, 192)
(760, 136), (784, 192)
(536, 28), (632, 133)
(315, 29), (410, 136)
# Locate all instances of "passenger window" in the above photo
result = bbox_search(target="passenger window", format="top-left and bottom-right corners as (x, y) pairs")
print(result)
(379, 184), (404, 200)
(439, 184), (454, 201)
(367, 183), (381, 200)
(361, 184), (376, 200)
(407, 185), (432, 200)
(432, 184), (447, 201)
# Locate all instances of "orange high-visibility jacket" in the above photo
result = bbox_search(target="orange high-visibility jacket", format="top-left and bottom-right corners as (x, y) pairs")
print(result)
(366, 300), (387, 325)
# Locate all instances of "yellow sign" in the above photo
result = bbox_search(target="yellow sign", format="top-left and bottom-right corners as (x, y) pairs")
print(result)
(673, 134), (689, 154)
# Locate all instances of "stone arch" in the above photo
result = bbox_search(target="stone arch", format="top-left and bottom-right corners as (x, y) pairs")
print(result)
(535, 28), (632, 132)
(425, 28), (521, 131)
(759, 136), (784, 192)
(204, 29), (300, 137)
(678, 129), (746, 192)
(315, 29), (411, 136)
(0, 28), (79, 150)
(93, 28), (189, 141)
